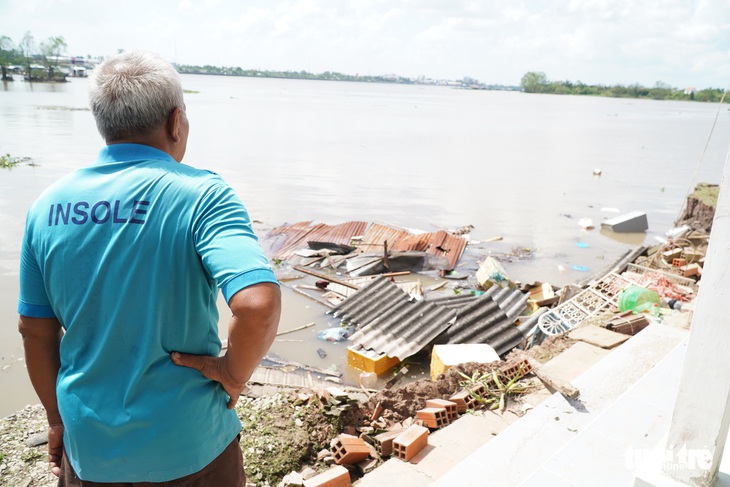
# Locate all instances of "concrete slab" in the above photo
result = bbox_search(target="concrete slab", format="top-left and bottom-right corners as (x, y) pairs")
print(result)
(521, 468), (575, 487)
(568, 324), (630, 349)
(540, 341), (611, 382)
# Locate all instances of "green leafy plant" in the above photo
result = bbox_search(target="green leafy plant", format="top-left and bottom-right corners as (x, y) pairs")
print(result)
(458, 363), (533, 412)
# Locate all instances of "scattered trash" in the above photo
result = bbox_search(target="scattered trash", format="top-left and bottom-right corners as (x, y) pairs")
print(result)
(665, 225), (692, 240)
(430, 343), (500, 380)
(441, 271), (468, 280)
(571, 265), (589, 272)
(577, 218), (595, 230)
(358, 372), (377, 388)
(525, 282), (557, 307)
(593, 168), (602, 176)
(317, 348), (327, 359)
(317, 327), (352, 342)
(601, 211), (649, 233)
(618, 285), (661, 315)
(575, 241), (590, 248)
(476, 257), (511, 290)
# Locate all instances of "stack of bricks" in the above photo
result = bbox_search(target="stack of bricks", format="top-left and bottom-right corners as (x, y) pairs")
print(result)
(302, 465), (351, 487)
(393, 424), (429, 462)
(330, 434), (371, 465)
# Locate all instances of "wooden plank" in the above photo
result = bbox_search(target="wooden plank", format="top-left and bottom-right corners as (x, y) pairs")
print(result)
(294, 265), (360, 289)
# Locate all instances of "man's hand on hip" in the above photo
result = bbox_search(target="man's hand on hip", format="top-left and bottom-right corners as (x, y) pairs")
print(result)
(171, 352), (245, 409)
(48, 422), (64, 477)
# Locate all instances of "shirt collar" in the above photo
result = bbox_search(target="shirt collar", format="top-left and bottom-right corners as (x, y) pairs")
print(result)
(96, 143), (177, 165)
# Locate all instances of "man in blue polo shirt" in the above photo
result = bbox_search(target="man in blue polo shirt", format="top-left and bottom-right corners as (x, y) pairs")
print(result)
(17, 51), (281, 485)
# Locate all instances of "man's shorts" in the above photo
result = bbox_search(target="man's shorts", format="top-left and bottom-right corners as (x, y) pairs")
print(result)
(57, 436), (245, 487)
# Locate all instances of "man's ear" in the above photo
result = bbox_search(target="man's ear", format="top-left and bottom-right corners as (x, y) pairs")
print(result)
(167, 107), (182, 143)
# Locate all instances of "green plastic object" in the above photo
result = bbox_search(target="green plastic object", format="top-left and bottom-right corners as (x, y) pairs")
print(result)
(618, 285), (661, 315)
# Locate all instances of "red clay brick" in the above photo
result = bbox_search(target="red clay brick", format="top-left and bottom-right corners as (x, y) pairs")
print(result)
(501, 358), (532, 381)
(331, 434), (371, 465)
(672, 257), (687, 268)
(393, 424), (429, 461)
(450, 384), (485, 412)
(416, 407), (450, 429)
(681, 263), (701, 277)
(302, 465), (351, 487)
(372, 429), (406, 457)
(426, 398), (458, 421)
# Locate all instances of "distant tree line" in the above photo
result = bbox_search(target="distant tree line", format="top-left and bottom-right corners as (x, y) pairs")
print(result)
(520, 71), (727, 103)
(0, 31), (68, 81)
(175, 64), (418, 84)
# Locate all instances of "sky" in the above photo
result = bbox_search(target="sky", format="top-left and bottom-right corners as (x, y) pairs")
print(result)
(2, 0), (729, 89)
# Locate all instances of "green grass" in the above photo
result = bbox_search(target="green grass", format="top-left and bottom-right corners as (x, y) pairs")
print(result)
(690, 183), (720, 208)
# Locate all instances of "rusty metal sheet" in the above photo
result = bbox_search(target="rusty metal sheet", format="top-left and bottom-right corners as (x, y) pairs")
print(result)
(267, 221), (367, 260)
(360, 225), (467, 270)
(267, 220), (467, 270)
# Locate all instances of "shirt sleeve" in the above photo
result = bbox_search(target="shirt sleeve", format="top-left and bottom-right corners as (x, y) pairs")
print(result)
(192, 178), (278, 303)
(17, 220), (57, 318)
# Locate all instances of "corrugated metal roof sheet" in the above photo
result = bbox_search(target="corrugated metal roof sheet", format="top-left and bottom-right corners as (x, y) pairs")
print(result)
(330, 277), (530, 361)
(267, 221), (368, 260)
(358, 224), (467, 270)
(267, 221), (468, 271)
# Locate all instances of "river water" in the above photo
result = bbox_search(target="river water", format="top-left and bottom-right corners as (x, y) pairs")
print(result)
(1, 75), (728, 417)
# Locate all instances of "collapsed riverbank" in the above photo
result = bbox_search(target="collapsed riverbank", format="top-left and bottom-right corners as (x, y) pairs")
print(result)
(0, 185), (716, 487)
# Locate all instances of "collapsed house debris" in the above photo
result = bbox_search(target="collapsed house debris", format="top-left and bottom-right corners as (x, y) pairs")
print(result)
(266, 220), (469, 275)
(231, 186), (713, 486)
(261, 196), (709, 383)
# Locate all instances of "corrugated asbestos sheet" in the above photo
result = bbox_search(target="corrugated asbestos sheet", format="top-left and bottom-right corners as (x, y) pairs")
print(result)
(266, 221), (468, 270)
(330, 277), (529, 360)
(442, 286), (529, 356)
(267, 221), (368, 260)
(331, 277), (457, 361)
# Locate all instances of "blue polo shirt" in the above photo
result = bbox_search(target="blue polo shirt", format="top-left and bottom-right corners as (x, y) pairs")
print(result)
(18, 144), (278, 482)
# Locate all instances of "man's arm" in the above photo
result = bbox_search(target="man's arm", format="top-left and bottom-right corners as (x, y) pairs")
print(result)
(18, 315), (64, 477)
(172, 282), (281, 408)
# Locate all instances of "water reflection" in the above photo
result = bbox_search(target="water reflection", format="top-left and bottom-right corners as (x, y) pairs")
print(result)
(599, 228), (653, 245)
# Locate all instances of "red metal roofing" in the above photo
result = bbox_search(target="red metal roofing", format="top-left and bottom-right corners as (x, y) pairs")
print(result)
(267, 221), (368, 260)
(266, 221), (467, 270)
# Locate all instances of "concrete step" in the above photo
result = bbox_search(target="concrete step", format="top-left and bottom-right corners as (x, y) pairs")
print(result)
(432, 322), (688, 486)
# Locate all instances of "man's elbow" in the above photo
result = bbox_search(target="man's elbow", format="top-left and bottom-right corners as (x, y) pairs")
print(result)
(18, 316), (62, 340)
(230, 282), (282, 326)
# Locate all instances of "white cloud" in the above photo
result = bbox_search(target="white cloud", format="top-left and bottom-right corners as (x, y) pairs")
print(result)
(0, 0), (728, 87)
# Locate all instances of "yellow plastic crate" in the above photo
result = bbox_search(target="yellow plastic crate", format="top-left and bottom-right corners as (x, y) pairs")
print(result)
(347, 346), (401, 375)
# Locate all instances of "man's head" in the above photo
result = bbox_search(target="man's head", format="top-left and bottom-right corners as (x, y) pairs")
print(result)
(88, 51), (188, 161)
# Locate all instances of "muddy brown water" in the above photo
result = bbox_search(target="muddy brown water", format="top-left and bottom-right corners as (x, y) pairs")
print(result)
(1, 76), (729, 417)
